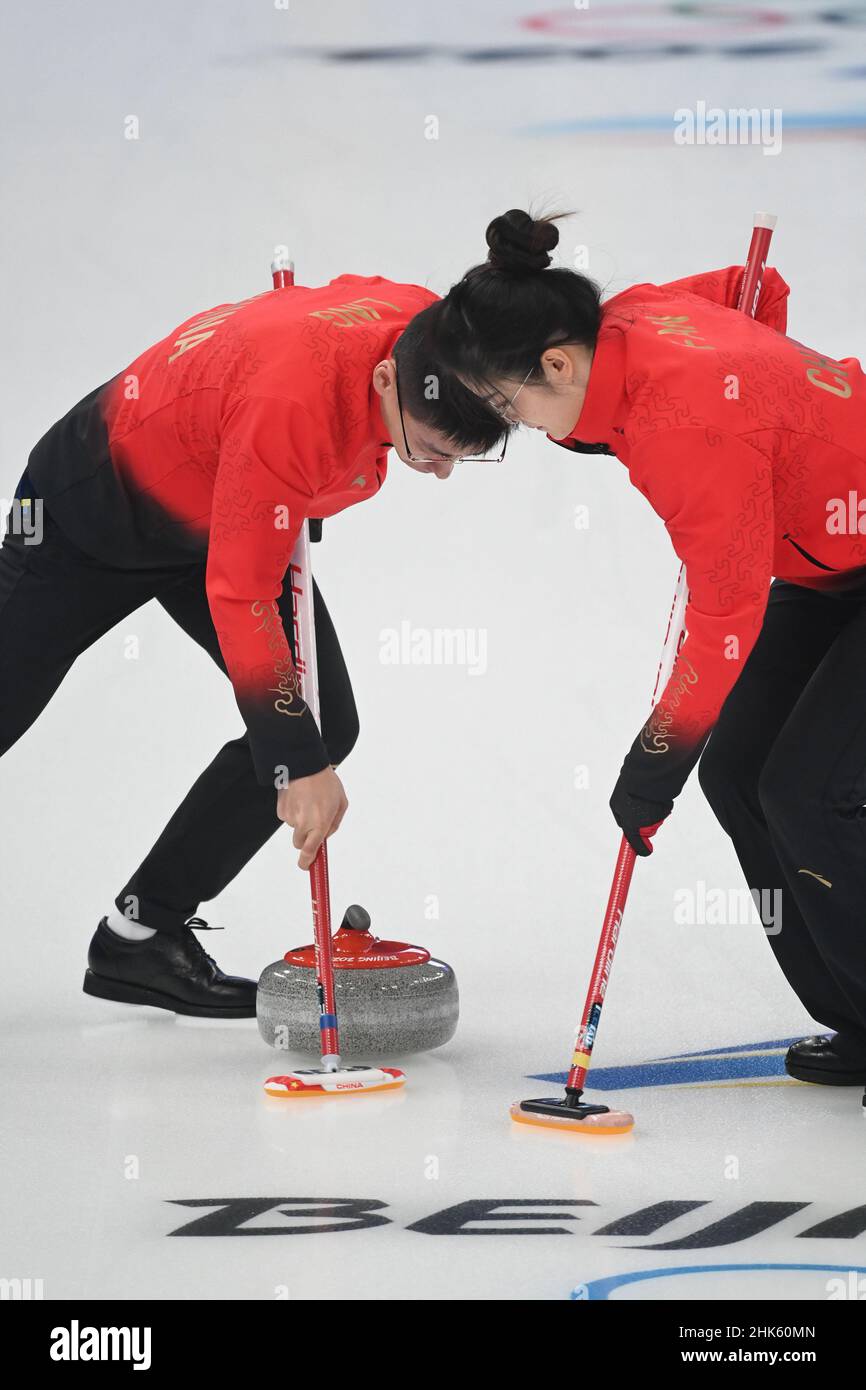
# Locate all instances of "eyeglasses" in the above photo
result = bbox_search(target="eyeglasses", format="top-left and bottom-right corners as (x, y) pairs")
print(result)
(394, 369), (509, 465)
(483, 365), (535, 422)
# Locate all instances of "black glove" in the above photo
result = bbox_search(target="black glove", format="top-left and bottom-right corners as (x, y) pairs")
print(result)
(609, 778), (673, 857)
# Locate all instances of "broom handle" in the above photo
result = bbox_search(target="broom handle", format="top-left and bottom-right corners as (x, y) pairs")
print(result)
(289, 519), (340, 1069)
(565, 213), (777, 1096)
(272, 250), (341, 1070)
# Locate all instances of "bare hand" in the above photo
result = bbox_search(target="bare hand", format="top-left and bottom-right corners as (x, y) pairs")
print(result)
(277, 766), (348, 870)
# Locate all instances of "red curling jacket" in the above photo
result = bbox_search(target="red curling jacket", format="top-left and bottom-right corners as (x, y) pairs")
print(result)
(553, 265), (866, 803)
(28, 275), (437, 784)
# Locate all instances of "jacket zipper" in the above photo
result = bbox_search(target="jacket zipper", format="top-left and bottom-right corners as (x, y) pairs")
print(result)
(782, 533), (838, 573)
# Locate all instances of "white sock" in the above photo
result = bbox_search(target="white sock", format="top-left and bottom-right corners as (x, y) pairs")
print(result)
(106, 907), (157, 941)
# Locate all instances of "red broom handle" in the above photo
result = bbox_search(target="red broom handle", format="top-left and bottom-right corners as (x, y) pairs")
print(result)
(309, 841), (339, 1060)
(271, 247), (295, 290)
(288, 521), (341, 1065)
(737, 214), (777, 315)
(272, 249), (341, 1066)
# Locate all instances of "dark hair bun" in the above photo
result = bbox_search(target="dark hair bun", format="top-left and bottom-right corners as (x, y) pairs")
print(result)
(485, 209), (560, 275)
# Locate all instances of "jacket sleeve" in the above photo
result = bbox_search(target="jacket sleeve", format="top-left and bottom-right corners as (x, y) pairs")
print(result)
(659, 265), (790, 333)
(207, 395), (330, 788)
(616, 425), (774, 803)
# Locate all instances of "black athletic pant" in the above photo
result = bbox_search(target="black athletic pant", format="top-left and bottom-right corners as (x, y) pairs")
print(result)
(0, 480), (358, 934)
(699, 577), (866, 1058)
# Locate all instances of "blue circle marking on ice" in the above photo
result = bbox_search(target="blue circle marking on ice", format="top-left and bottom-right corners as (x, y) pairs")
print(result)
(571, 1263), (866, 1300)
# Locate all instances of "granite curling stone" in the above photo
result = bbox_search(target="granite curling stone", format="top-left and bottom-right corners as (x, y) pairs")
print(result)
(257, 904), (459, 1055)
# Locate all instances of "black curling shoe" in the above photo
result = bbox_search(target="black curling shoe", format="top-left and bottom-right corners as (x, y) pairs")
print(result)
(83, 916), (257, 1018)
(784, 1034), (866, 1086)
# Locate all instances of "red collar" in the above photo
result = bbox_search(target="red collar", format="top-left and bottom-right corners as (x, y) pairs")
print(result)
(555, 313), (630, 449)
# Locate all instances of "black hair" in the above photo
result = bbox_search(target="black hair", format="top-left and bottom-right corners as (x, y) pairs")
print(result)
(426, 208), (603, 397)
(392, 311), (511, 455)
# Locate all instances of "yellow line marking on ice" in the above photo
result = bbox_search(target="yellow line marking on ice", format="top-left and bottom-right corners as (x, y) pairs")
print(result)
(666, 1079), (799, 1090)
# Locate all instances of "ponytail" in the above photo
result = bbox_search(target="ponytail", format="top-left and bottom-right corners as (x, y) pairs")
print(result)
(429, 208), (602, 392)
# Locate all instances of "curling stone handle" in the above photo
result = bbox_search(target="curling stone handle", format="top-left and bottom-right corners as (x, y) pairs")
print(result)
(340, 904), (372, 933)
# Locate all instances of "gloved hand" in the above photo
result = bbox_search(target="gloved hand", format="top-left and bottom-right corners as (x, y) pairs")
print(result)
(609, 778), (673, 857)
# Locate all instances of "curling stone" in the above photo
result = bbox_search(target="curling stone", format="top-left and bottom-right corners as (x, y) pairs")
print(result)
(257, 904), (459, 1056)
